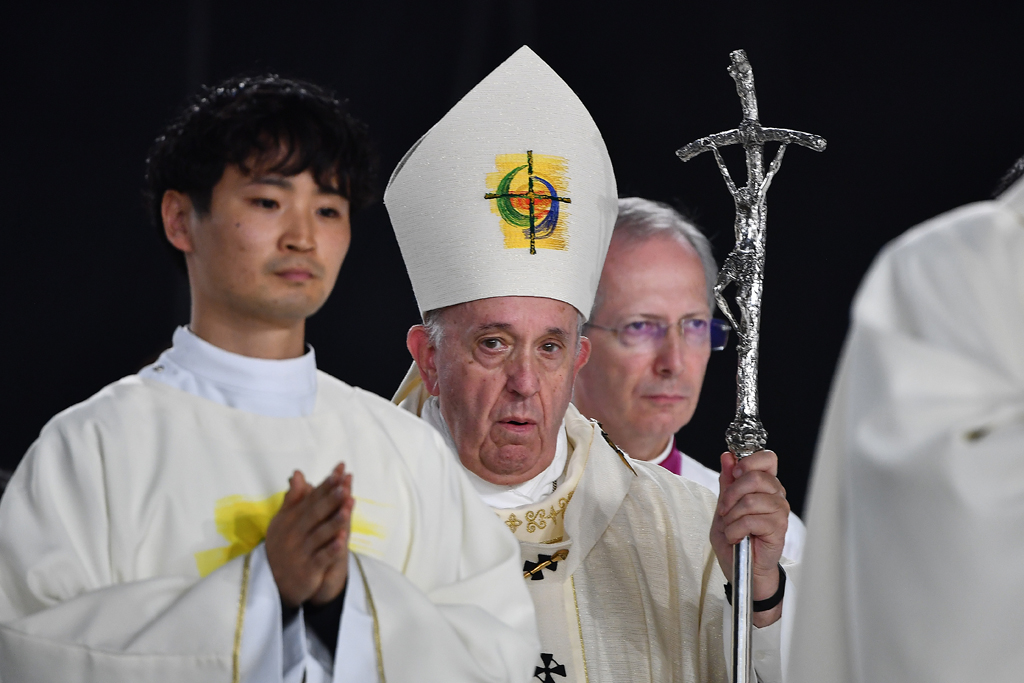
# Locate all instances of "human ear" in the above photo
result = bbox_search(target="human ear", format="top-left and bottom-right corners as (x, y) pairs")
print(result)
(161, 190), (197, 255)
(406, 325), (441, 396)
(572, 335), (592, 377)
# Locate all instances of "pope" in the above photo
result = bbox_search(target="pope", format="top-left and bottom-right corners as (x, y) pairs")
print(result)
(390, 47), (793, 683)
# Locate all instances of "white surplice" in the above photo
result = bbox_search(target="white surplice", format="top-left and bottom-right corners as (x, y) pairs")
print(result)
(788, 176), (1024, 683)
(140, 327), (369, 683)
(0, 329), (538, 683)
(396, 366), (790, 683)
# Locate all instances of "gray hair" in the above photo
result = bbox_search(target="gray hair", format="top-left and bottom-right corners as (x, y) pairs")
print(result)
(422, 308), (447, 348)
(422, 306), (585, 352)
(592, 197), (718, 319)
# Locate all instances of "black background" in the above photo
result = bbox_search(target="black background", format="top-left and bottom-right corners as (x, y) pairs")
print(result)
(3, 1), (1022, 516)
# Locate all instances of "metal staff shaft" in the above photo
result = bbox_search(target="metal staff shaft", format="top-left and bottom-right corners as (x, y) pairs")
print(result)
(677, 49), (825, 683)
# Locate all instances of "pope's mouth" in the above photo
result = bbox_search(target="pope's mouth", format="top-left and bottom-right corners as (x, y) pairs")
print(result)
(498, 418), (536, 432)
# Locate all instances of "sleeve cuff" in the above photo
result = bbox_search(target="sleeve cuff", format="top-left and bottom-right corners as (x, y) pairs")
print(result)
(721, 595), (786, 683)
(751, 617), (784, 683)
(240, 546), (378, 683)
(332, 553), (379, 682)
(238, 543), (308, 682)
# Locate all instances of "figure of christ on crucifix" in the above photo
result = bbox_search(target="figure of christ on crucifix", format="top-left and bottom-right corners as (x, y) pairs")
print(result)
(485, 150), (572, 254)
(678, 50), (826, 456)
(677, 49), (825, 683)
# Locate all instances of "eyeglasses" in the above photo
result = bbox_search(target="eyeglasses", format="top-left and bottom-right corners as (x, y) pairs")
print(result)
(585, 317), (731, 352)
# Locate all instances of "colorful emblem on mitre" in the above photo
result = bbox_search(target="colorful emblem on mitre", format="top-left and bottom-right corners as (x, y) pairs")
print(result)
(384, 46), (617, 318)
(485, 150), (571, 253)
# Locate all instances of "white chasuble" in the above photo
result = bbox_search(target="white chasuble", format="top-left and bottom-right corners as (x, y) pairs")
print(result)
(396, 368), (788, 683)
(0, 373), (538, 682)
(788, 177), (1024, 683)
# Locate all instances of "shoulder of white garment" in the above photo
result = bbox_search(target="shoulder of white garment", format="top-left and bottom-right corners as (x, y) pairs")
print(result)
(28, 371), (451, 464)
(628, 457), (720, 520)
(317, 371), (447, 433)
(34, 375), (162, 439)
(316, 371), (460, 468)
(679, 453), (722, 494)
(852, 189), (1024, 372)
(561, 406), (719, 522)
(553, 408), (720, 580)
(858, 191), (1021, 316)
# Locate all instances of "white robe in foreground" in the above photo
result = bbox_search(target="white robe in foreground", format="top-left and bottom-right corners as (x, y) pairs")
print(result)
(788, 176), (1024, 683)
(397, 370), (790, 682)
(139, 327), (375, 682)
(0, 372), (538, 682)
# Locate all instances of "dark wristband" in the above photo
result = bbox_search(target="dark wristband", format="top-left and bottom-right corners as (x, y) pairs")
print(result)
(724, 563), (786, 612)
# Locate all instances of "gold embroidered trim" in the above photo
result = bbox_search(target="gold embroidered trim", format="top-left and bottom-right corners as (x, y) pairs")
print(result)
(499, 490), (575, 543)
(571, 575), (589, 683)
(232, 553), (252, 683)
(524, 491), (574, 533)
(354, 553), (387, 683)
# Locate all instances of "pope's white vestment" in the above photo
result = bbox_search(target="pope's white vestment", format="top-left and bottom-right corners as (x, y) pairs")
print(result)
(646, 441), (806, 563)
(788, 176), (1024, 683)
(0, 329), (537, 682)
(396, 370), (790, 683)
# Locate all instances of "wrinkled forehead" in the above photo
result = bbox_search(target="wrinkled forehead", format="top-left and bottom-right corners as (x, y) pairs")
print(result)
(605, 231), (702, 276)
(598, 235), (710, 311)
(443, 296), (582, 337)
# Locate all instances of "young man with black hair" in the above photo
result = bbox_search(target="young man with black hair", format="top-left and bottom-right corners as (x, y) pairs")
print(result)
(0, 75), (537, 683)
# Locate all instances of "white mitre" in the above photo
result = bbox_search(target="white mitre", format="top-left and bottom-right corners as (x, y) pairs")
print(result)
(384, 46), (617, 319)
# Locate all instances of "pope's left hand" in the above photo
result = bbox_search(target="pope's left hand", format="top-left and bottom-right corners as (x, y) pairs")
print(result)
(711, 449), (789, 627)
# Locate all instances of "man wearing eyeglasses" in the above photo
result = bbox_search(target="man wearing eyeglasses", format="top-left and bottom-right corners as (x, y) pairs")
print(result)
(575, 197), (805, 550)
(573, 197), (805, 666)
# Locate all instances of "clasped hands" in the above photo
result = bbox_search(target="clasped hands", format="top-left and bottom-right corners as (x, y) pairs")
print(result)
(710, 450), (790, 627)
(265, 463), (354, 609)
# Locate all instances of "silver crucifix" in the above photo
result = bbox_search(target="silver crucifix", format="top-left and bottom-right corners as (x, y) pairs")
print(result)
(677, 49), (825, 683)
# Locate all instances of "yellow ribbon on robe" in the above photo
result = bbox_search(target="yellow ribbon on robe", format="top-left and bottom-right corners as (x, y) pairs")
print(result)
(194, 491), (388, 576)
(195, 492), (286, 577)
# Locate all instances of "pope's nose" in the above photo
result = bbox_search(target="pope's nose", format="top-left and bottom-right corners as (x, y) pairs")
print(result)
(505, 353), (541, 397)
